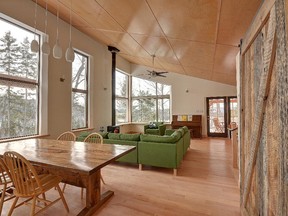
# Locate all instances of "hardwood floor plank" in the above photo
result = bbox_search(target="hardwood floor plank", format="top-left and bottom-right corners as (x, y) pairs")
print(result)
(1, 138), (240, 215)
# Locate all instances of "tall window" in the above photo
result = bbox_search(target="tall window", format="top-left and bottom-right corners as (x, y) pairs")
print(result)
(115, 69), (129, 124)
(131, 77), (170, 123)
(72, 51), (88, 129)
(0, 17), (40, 139)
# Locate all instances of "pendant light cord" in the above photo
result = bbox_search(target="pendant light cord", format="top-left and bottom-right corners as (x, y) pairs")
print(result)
(44, 0), (48, 35)
(69, 0), (72, 42)
(56, 0), (59, 39)
(33, 0), (38, 40)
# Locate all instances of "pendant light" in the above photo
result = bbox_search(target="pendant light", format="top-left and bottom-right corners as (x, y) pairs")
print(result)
(65, 0), (75, 62)
(53, 0), (62, 59)
(42, 0), (50, 55)
(31, 0), (39, 52)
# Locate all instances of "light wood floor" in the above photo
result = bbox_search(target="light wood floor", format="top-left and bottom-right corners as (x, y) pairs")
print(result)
(2, 138), (240, 216)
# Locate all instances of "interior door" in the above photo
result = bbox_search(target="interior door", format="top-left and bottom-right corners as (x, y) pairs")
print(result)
(206, 97), (227, 137)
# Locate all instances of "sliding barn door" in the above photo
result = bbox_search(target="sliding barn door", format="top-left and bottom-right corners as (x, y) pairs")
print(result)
(239, 0), (287, 215)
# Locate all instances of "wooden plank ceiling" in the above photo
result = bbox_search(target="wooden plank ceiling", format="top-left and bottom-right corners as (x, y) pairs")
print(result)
(35, 0), (262, 85)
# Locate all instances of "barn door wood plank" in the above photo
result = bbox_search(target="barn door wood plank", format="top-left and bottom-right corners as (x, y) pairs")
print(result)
(241, 0), (275, 55)
(241, 6), (277, 208)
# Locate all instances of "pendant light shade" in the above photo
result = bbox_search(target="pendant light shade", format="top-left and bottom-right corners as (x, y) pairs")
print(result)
(66, 0), (74, 62)
(31, 39), (39, 52)
(53, 0), (62, 59)
(53, 39), (62, 59)
(65, 41), (75, 62)
(31, 0), (39, 53)
(42, 41), (50, 55)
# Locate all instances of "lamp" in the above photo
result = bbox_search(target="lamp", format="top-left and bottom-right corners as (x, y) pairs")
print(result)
(42, 0), (50, 55)
(65, 0), (74, 62)
(53, 0), (62, 59)
(31, 0), (39, 52)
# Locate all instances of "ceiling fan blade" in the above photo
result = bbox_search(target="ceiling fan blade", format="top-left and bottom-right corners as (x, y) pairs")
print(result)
(156, 71), (168, 74)
(157, 74), (167, 77)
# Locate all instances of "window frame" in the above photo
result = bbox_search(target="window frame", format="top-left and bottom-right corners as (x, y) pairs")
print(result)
(0, 13), (48, 140)
(115, 69), (129, 124)
(71, 50), (89, 130)
(131, 77), (171, 123)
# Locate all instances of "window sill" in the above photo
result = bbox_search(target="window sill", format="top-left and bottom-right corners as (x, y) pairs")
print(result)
(72, 128), (94, 133)
(0, 134), (50, 143)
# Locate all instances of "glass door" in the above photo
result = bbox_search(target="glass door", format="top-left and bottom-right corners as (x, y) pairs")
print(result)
(206, 97), (227, 137)
(228, 96), (238, 125)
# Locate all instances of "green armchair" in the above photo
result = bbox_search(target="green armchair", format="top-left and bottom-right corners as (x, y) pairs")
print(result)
(144, 122), (166, 136)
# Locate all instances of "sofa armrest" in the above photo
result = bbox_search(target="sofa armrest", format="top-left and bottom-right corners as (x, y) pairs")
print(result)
(158, 124), (166, 136)
(144, 125), (149, 133)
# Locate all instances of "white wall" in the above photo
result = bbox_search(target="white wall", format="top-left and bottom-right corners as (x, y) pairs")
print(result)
(0, 0), (130, 138)
(132, 64), (237, 136)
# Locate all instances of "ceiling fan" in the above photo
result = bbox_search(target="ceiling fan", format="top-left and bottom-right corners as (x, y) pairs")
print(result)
(145, 55), (168, 78)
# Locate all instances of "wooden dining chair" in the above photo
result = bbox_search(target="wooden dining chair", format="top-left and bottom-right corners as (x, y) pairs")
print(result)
(3, 151), (69, 215)
(0, 158), (15, 215)
(57, 131), (76, 141)
(82, 132), (105, 199)
(212, 117), (224, 133)
(57, 131), (76, 193)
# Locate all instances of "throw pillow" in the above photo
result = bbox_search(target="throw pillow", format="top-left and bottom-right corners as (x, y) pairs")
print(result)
(148, 122), (157, 129)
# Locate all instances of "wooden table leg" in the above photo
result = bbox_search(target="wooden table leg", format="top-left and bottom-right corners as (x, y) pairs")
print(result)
(77, 170), (114, 216)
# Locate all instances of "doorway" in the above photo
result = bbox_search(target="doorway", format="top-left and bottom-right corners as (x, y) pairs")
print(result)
(206, 96), (238, 137)
(206, 97), (227, 137)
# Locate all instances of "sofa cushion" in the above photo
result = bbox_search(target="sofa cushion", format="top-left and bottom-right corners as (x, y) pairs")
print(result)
(78, 131), (91, 138)
(140, 131), (181, 143)
(108, 133), (121, 140)
(98, 132), (108, 139)
(120, 133), (140, 141)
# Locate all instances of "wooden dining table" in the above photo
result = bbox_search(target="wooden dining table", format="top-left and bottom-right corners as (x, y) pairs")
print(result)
(0, 138), (136, 215)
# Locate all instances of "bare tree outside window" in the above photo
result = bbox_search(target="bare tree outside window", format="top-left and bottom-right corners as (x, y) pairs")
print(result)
(115, 70), (128, 124)
(131, 77), (171, 123)
(72, 51), (88, 129)
(0, 18), (39, 139)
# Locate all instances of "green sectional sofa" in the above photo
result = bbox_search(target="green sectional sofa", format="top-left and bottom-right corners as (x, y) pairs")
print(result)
(103, 133), (139, 164)
(165, 126), (190, 156)
(138, 130), (183, 175)
(77, 131), (139, 164)
(76, 126), (190, 175)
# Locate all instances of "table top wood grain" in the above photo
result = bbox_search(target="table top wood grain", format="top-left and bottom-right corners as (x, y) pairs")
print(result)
(0, 138), (136, 175)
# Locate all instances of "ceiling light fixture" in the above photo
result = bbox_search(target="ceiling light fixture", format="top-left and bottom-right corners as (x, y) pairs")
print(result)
(53, 0), (62, 59)
(42, 0), (50, 55)
(31, 0), (39, 52)
(65, 0), (75, 63)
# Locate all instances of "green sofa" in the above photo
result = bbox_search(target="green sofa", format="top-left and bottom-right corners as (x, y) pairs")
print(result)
(144, 122), (166, 136)
(77, 131), (139, 164)
(77, 126), (190, 175)
(138, 129), (184, 175)
(165, 126), (190, 156)
(103, 133), (139, 164)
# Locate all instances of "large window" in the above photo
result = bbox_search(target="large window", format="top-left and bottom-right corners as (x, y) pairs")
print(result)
(0, 17), (40, 139)
(72, 51), (88, 129)
(115, 69), (129, 124)
(131, 77), (171, 123)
